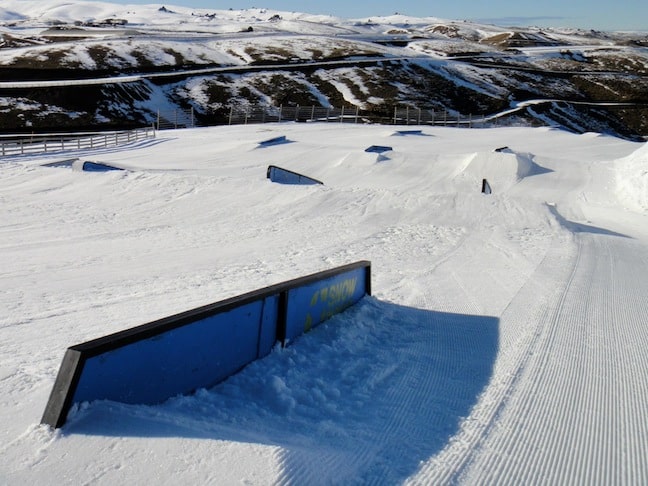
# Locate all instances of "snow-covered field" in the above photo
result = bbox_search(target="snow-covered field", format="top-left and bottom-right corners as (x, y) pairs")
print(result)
(1, 122), (647, 484)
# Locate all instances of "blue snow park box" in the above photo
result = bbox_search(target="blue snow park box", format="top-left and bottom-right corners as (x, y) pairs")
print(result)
(394, 129), (423, 136)
(282, 265), (370, 344)
(364, 145), (393, 154)
(267, 165), (323, 186)
(82, 161), (124, 172)
(258, 135), (288, 147)
(71, 297), (279, 406)
(41, 261), (371, 428)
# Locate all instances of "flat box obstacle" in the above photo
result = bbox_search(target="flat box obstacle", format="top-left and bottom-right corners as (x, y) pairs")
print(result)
(365, 145), (393, 154)
(258, 135), (289, 147)
(267, 165), (323, 185)
(82, 161), (124, 172)
(42, 261), (371, 428)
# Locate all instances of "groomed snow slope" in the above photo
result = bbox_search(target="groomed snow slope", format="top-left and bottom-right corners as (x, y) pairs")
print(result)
(1, 124), (647, 484)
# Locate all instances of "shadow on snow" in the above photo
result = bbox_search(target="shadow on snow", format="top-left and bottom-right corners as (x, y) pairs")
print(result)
(65, 297), (499, 483)
(548, 204), (630, 238)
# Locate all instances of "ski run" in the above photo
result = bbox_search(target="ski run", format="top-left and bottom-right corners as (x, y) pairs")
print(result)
(1, 122), (647, 484)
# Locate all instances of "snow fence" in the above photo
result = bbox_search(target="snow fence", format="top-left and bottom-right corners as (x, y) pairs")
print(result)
(42, 261), (371, 428)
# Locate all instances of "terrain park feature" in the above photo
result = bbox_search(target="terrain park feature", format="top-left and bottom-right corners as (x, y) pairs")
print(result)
(81, 161), (124, 172)
(364, 145), (393, 153)
(267, 165), (323, 185)
(41, 261), (371, 428)
(258, 135), (289, 147)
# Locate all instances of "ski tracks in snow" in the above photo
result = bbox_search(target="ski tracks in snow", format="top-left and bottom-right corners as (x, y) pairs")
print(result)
(411, 229), (648, 484)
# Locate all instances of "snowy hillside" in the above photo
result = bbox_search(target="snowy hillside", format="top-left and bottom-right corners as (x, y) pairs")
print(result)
(1, 121), (647, 484)
(1, 1), (647, 137)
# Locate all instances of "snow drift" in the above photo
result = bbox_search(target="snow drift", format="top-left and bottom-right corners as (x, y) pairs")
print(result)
(616, 142), (648, 213)
(453, 150), (537, 193)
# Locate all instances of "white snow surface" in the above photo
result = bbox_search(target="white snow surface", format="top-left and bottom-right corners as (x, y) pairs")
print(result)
(1, 122), (648, 484)
(616, 142), (648, 212)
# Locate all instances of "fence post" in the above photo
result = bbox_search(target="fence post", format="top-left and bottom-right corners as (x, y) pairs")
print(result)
(191, 106), (194, 128)
(327, 106), (330, 122)
(278, 105), (283, 122)
(355, 105), (359, 124)
(340, 105), (345, 123)
(295, 105), (300, 121)
(228, 106), (233, 125)
(311, 105), (315, 121)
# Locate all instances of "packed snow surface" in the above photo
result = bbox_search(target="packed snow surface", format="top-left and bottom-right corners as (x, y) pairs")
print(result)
(1, 123), (647, 484)
(616, 142), (648, 212)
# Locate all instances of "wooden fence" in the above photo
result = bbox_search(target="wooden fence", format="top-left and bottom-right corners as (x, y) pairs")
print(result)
(0, 126), (155, 157)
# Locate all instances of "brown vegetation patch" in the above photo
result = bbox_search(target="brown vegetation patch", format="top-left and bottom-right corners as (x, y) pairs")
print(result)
(0, 33), (49, 48)
(572, 75), (648, 102)
(429, 25), (460, 38)
(249, 73), (323, 106)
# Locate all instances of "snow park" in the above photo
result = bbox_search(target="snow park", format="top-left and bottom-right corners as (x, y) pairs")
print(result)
(2, 121), (647, 484)
(2, 1), (648, 485)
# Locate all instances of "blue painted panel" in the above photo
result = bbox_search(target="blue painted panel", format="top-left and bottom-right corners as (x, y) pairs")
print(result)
(72, 301), (266, 405)
(365, 145), (393, 153)
(482, 179), (492, 195)
(41, 261), (370, 428)
(395, 130), (423, 136)
(267, 165), (323, 185)
(258, 295), (279, 358)
(258, 135), (287, 147)
(82, 161), (124, 172)
(284, 267), (367, 343)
